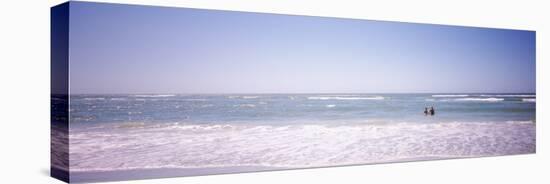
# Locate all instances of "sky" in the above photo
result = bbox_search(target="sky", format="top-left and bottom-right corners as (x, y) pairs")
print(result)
(68, 2), (536, 94)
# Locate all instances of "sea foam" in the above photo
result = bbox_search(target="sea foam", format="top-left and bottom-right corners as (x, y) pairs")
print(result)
(133, 94), (176, 98)
(308, 96), (384, 100)
(83, 98), (105, 101)
(455, 98), (504, 102)
(69, 121), (535, 172)
(480, 94), (536, 97)
(432, 95), (469, 97)
(522, 98), (536, 102)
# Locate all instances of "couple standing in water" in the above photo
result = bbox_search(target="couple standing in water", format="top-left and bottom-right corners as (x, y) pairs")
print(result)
(424, 106), (435, 116)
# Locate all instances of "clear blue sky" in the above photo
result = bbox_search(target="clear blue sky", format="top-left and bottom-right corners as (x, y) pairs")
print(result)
(68, 2), (535, 94)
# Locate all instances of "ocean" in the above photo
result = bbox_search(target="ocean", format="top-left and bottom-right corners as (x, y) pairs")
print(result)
(64, 93), (536, 179)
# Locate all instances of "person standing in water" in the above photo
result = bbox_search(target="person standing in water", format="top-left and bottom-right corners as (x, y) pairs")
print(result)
(429, 106), (435, 115)
(424, 107), (429, 116)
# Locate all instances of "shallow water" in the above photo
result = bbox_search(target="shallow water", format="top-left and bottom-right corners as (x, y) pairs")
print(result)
(64, 93), (536, 172)
(69, 93), (535, 126)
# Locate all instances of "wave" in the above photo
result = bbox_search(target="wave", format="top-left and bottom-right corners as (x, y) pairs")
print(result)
(181, 99), (207, 101)
(522, 98), (536, 102)
(308, 96), (384, 100)
(133, 94), (176, 98)
(83, 98), (105, 101)
(69, 120), (535, 172)
(317, 94), (363, 97)
(432, 94), (535, 98)
(432, 95), (469, 97)
(227, 96), (260, 99)
(234, 104), (256, 108)
(201, 104), (214, 108)
(454, 98), (504, 102)
(480, 94), (535, 97)
(326, 104), (336, 108)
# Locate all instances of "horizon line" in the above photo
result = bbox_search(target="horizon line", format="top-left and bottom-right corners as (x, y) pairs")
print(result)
(63, 92), (537, 95)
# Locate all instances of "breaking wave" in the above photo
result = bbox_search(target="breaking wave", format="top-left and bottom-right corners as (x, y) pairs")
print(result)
(308, 96), (384, 100)
(522, 98), (536, 102)
(455, 98), (504, 102)
(133, 94), (176, 98)
(432, 95), (469, 97)
(480, 94), (536, 97)
(83, 98), (105, 101)
(234, 104), (256, 108)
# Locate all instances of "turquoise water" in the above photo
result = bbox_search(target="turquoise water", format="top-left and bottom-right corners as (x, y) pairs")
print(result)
(69, 93), (536, 127)
(65, 93), (536, 172)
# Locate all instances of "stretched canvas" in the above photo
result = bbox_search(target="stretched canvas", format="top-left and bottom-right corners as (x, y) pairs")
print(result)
(51, 1), (536, 183)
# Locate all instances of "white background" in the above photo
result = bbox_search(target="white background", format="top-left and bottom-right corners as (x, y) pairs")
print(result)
(0, 0), (547, 183)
